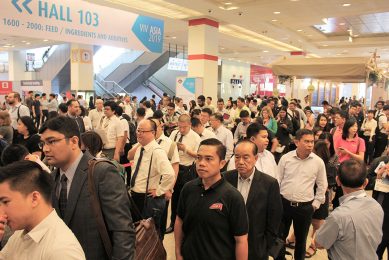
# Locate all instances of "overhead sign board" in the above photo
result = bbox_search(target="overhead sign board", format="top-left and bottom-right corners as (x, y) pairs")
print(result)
(21, 80), (43, 86)
(168, 58), (188, 72)
(0, 0), (164, 53)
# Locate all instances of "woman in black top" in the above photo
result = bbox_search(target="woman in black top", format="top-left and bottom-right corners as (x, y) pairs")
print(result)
(314, 113), (331, 132)
(276, 107), (293, 150)
(15, 116), (41, 157)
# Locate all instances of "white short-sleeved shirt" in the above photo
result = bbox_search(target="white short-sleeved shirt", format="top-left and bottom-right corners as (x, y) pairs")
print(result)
(156, 134), (180, 164)
(120, 117), (130, 144)
(102, 116), (124, 149)
(0, 210), (85, 260)
(170, 129), (201, 166)
(9, 103), (30, 129)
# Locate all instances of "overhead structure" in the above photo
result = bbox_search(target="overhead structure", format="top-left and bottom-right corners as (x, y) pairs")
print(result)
(271, 57), (369, 82)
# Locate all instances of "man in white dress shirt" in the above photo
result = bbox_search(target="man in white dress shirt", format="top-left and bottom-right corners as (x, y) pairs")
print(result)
(0, 160), (85, 260)
(191, 117), (216, 141)
(166, 114), (201, 234)
(276, 129), (327, 260)
(210, 113), (234, 161)
(130, 119), (175, 237)
(227, 123), (277, 179)
(88, 99), (104, 129)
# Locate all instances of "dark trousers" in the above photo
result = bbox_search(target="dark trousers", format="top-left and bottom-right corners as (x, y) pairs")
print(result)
(160, 200), (170, 240)
(130, 191), (166, 239)
(362, 135), (375, 164)
(374, 133), (388, 158)
(169, 164), (192, 228)
(276, 198), (314, 260)
(42, 110), (49, 123)
(34, 114), (41, 129)
(377, 238), (389, 260)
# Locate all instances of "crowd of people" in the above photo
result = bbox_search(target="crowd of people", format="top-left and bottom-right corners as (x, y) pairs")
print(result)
(0, 90), (387, 260)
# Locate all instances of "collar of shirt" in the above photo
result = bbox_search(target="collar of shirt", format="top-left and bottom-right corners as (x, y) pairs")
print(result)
(292, 150), (314, 161)
(22, 210), (57, 243)
(156, 134), (168, 143)
(59, 152), (83, 183)
(196, 177), (225, 191)
(238, 168), (255, 182)
(143, 139), (158, 152)
(339, 190), (367, 205)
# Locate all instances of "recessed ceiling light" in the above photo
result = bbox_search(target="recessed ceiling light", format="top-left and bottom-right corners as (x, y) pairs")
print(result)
(339, 22), (346, 26)
(290, 0), (299, 2)
(2, 46), (10, 48)
(297, 29), (303, 32)
(273, 11), (281, 14)
(221, 47), (225, 50)
(353, 34), (359, 37)
(322, 44), (329, 47)
(21, 40), (26, 43)
(43, 39), (49, 42)
(271, 19), (278, 22)
(26, 42), (30, 45)
(342, 3), (351, 7)
(263, 50), (269, 53)
(307, 34), (313, 37)
(171, 36), (177, 39)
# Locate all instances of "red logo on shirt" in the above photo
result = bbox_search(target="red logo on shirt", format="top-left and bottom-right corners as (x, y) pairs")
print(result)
(209, 203), (223, 211)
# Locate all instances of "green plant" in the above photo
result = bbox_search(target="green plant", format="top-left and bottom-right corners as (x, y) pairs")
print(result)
(278, 75), (291, 84)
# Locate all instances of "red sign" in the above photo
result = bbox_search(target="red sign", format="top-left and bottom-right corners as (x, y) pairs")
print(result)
(290, 51), (306, 56)
(0, 81), (13, 95)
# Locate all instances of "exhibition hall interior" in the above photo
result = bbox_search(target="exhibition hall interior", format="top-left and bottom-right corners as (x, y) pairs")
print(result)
(0, 0), (388, 259)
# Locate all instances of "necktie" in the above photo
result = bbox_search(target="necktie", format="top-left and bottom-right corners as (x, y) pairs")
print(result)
(59, 174), (68, 218)
(131, 147), (145, 188)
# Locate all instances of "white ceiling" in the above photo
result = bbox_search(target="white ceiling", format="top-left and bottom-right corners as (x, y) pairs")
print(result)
(93, 0), (389, 66)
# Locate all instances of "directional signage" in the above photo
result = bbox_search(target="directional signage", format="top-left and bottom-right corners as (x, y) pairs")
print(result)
(0, 0), (164, 53)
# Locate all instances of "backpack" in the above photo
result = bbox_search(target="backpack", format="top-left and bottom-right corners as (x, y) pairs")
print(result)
(121, 114), (137, 145)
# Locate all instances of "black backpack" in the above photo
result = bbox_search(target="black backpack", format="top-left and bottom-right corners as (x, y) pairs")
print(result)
(121, 114), (137, 145)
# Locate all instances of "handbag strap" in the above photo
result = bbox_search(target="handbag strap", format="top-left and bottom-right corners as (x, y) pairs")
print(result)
(87, 159), (113, 258)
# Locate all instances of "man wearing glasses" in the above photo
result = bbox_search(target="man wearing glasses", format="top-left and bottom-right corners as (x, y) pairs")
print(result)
(129, 119), (175, 237)
(166, 114), (201, 234)
(39, 116), (135, 260)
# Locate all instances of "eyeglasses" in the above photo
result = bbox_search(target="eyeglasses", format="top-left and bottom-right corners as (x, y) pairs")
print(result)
(38, 138), (67, 149)
(136, 129), (154, 134)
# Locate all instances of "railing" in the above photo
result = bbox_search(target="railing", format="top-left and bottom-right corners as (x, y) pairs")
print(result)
(148, 76), (175, 97)
(94, 80), (116, 98)
(95, 75), (131, 96)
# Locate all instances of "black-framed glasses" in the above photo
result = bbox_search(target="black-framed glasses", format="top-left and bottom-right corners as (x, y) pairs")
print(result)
(38, 138), (67, 149)
(136, 129), (154, 134)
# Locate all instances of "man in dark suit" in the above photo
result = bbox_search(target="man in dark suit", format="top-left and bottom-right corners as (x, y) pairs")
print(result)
(66, 99), (86, 134)
(224, 139), (283, 260)
(39, 116), (135, 260)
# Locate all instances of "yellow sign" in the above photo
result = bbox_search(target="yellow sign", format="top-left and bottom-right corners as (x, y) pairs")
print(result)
(273, 89), (280, 96)
(307, 84), (315, 94)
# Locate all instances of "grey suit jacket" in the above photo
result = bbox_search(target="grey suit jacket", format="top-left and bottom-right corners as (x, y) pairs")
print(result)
(52, 152), (135, 260)
(224, 169), (283, 260)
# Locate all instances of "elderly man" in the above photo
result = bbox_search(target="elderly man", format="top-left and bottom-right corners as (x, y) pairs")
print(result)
(224, 140), (282, 259)
(89, 99), (104, 129)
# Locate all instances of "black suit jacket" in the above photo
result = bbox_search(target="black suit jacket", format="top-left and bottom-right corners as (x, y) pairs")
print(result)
(52, 152), (135, 260)
(224, 169), (283, 260)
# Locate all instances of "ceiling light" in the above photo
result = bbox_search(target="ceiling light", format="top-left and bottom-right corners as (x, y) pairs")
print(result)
(43, 39), (49, 42)
(290, 0), (299, 2)
(219, 5), (239, 10)
(297, 29), (303, 32)
(322, 18), (328, 24)
(273, 11), (281, 14)
(21, 40), (26, 43)
(322, 44), (329, 47)
(342, 3), (351, 7)
(104, 0), (202, 19)
(2, 46), (10, 48)
(307, 34), (313, 37)
(26, 42), (30, 45)
(171, 36), (177, 39)
(271, 19), (278, 22)
(339, 22), (346, 26)
(219, 24), (302, 52)
(263, 50), (269, 53)
(220, 47), (225, 50)
(353, 34), (359, 37)
(224, 2), (233, 5)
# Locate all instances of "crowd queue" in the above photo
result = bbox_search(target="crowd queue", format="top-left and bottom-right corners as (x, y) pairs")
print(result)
(0, 90), (387, 260)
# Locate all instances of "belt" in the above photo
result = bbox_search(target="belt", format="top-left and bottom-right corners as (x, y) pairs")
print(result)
(282, 197), (313, 207)
(131, 191), (165, 199)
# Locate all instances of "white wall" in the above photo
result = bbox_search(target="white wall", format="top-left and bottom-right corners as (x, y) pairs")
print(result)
(220, 60), (251, 100)
(0, 73), (8, 80)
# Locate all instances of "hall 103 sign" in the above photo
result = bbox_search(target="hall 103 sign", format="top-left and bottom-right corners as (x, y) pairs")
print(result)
(0, 0), (164, 53)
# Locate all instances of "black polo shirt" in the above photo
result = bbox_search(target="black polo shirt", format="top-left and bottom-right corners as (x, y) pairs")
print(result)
(177, 177), (248, 260)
